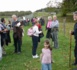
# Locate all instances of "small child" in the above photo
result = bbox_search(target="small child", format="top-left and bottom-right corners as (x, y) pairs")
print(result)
(40, 39), (52, 70)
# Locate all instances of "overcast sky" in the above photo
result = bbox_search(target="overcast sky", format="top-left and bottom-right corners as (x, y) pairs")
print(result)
(0, 0), (62, 12)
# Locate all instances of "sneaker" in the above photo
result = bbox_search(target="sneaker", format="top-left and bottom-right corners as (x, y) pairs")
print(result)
(32, 55), (39, 58)
(17, 52), (21, 54)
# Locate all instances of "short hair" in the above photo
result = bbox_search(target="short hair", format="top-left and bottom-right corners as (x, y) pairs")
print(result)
(53, 15), (57, 18)
(1, 18), (5, 22)
(73, 11), (77, 15)
(48, 16), (52, 20)
(12, 14), (17, 18)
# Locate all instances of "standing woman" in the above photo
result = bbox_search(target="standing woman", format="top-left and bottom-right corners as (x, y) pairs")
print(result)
(46, 16), (52, 39)
(32, 21), (42, 58)
(6, 20), (11, 44)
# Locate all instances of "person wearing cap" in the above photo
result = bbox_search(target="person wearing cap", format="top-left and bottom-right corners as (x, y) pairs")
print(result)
(12, 15), (22, 54)
(71, 11), (77, 65)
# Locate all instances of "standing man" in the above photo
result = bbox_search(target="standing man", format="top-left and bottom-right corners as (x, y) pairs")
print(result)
(1, 18), (8, 55)
(71, 11), (77, 65)
(12, 15), (22, 54)
(51, 15), (59, 48)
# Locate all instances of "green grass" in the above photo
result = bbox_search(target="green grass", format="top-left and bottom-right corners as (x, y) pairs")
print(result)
(0, 19), (76, 70)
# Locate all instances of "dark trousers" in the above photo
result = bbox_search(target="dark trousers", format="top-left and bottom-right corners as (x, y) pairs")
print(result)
(46, 29), (52, 39)
(32, 36), (38, 56)
(74, 40), (77, 63)
(13, 34), (22, 53)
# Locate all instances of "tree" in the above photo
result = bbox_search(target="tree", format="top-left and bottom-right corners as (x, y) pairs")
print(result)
(61, 0), (77, 16)
(61, 0), (71, 16)
(70, 0), (77, 11)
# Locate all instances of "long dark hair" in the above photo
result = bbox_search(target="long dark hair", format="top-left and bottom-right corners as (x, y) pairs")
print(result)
(44, 40), (52, 51)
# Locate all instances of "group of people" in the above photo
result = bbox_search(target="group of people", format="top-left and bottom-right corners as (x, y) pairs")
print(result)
(31, 17), (45, 26)
(0, 11), (77, 70)
(0, 18), (11, 60)
(0, 15), (23, 60)
(0, 14), (59, 70)
(29, 15), (59, 70)
(46, 15), (59, 48)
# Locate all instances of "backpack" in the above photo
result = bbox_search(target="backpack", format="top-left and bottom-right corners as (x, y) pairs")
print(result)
(27, 27), (33, 37)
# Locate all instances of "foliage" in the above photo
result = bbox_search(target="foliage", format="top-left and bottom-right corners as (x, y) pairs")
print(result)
(61, 0), (77, 16)
(0, 11), (32, 17)
(35, 7), (61, 14)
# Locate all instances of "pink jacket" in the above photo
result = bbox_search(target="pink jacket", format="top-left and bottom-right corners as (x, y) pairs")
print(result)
(47, 20), (52, 28)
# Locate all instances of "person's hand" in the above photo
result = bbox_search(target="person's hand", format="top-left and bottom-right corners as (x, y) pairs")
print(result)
(70, 30), (74, 35)
(4, 29), (8, 32)
(40, 31), (42, 33)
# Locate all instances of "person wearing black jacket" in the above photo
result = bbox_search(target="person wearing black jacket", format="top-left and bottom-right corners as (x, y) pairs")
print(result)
(12, 15), (23, 54)
(71, 11), (77, 65)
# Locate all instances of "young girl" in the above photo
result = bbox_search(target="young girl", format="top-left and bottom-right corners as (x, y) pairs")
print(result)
(40, 40), (52, 70)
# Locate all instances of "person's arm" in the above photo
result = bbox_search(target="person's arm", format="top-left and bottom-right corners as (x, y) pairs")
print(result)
(40, 49), (44, 61)
(52, 20), (59, 28)
(40, 53), (43, 61)
(70, 31), (74, 35)
(34, 26), (42, 34)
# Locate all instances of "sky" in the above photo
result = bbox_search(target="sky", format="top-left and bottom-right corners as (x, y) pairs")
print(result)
(0, 0), (62, 12)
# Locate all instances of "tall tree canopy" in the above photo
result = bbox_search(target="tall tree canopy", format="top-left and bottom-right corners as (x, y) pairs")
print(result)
(61, 0), (77, 16)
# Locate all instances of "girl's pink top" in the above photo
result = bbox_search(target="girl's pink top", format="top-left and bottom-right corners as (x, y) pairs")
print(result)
(42, 48), (51, 64)
(47, 20), (52, 28)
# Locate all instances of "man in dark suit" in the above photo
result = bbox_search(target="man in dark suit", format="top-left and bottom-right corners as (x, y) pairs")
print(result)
(71, 11), (77, 65)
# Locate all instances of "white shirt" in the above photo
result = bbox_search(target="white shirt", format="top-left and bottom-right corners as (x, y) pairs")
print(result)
(33, 25), (41, 37)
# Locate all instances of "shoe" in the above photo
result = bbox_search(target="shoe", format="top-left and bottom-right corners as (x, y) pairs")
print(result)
(32, 55), (39, 58)
(72, 63), (77, 66)
(17, 52), (21, 54)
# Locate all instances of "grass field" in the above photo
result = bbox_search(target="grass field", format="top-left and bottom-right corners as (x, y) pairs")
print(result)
(0, 16), (77, 70)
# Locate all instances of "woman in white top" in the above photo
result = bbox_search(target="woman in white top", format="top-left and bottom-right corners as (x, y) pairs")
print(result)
(32, 20), (42, 58)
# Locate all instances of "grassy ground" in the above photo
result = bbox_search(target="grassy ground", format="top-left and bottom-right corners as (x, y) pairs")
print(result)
(0, 17), (77, 70)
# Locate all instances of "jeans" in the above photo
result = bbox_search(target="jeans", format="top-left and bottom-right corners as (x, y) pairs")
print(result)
(74, 40), (77, 63)
(51, 31), (58, 48)
(42, 63), (52, 70)
(32, 36), (38, 56)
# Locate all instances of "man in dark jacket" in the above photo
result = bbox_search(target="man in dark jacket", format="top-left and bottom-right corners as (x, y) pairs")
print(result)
(12, 15), (22, 54)
(71, 11), (77, 65)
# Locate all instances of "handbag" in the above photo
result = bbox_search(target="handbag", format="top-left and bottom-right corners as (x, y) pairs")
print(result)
(39, 33), (44, 38)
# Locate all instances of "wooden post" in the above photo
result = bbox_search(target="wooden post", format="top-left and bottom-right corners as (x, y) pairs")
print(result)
(69, 33), (72, 68)
(63, 17), (66, 36)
